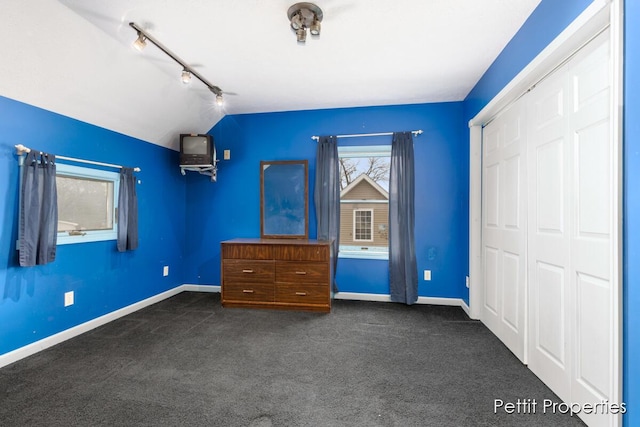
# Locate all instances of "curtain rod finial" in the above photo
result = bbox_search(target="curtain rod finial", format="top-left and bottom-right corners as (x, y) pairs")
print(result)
(15, 144), (29, 154)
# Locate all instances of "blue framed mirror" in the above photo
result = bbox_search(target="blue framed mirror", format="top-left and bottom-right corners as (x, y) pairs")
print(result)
(260, 160), (308, 239)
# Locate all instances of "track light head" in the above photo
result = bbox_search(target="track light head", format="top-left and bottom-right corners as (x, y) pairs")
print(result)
(133, 33), (147, 51)
(181, 69), (192, 84)
(309, 18), (321, 36)
(296, 28), (307, 43)
(290, 13), (303, 30)
(216, 94), (224, 106)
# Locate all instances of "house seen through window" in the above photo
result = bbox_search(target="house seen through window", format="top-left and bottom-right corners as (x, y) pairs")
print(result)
(338, 145), (390, 259)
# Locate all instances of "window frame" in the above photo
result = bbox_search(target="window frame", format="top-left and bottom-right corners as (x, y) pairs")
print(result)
(353, 208), (374, 242)
(56, 163), (120, 245)
(337, 144), (391, 260)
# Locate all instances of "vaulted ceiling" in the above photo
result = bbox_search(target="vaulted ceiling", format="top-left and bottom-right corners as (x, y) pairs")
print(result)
(0, 0), (540, 150)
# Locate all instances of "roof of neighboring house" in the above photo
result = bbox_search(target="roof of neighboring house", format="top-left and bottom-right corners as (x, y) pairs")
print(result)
(340, 174), (389, 200)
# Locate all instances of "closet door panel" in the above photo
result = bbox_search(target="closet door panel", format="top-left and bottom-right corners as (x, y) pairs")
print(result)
(527, 64), (573, 399)
(568, 30), (613, 427)
(481, 98), (527, 362)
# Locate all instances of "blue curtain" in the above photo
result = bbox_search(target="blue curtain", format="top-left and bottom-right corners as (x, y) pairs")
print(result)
(314, 135), (340, 292)
(389, 132), (418, 304)
(117, 168), (139, 252)
(19, 151), (58, 266)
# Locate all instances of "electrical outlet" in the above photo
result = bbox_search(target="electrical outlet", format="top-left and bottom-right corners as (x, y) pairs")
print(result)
(163, 266), (169, 277)
(64, 291), (74, 307)
(224, 149), (231, 160)
(466, 276), (470, 288)
(423, 270), (431, 281)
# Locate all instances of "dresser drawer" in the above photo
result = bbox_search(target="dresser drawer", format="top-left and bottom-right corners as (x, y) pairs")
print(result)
(276, 261), (329, 283)
(223, 260), (274, 283)
(273, 245), (329, 261)
(275, 283), (329, 305)
(222, 243), (273, 260)
(223, 282), (275, 302)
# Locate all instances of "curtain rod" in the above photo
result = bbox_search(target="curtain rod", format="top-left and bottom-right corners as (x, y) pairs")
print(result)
(14, 144), (141, 172)
(311, 130), (423, 141)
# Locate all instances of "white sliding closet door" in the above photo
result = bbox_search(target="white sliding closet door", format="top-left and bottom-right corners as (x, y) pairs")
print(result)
(526, 56), (573, 400)
(480, 27), (617, 427)
(481, 98), (527, 362)
(528, 29), (614, 427)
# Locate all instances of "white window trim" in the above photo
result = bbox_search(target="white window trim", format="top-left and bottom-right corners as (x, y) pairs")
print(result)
(353, 209), (374, 242)
(338, 145), (390, 260)
(56, 163), (119, 245)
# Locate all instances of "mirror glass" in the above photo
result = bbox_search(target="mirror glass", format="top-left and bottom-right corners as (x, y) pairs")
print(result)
(260, 160), (308, 239)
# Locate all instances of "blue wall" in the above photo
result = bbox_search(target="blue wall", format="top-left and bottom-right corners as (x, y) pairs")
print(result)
(463, 0), (636, 424)
(185, 103), (469, 301)
(2, 0), (637, 421)
(465, 0), (594, 119)
(0, 96), (187, 355)
(624, 1), (639, 425)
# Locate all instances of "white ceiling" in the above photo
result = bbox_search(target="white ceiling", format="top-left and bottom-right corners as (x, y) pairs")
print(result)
(0, 0), (540, 150)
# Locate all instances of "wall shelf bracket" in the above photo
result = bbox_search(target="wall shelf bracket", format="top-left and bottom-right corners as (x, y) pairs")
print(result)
(180, 163), (218, 182)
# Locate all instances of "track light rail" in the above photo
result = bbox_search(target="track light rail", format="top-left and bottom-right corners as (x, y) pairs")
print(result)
(129, 22), (223, 97)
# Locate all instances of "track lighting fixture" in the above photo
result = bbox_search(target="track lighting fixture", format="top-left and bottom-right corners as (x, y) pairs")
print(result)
(287, 2), (323, 43)
(129, 22), (224, 105)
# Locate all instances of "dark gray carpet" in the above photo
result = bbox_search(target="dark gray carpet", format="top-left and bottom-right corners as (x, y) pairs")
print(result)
(0, 292), (585, 426)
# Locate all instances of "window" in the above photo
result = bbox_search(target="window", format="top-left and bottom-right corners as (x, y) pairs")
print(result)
(56, 164), (119, 245)
(353, 209), (373, 241)
(338, 145), (390, 259)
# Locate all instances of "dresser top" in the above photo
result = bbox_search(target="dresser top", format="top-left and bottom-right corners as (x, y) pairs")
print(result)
(222, 238), (331, 246)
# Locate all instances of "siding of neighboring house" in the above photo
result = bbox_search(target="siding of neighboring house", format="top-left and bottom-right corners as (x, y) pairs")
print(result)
(340, 177), (389, 247)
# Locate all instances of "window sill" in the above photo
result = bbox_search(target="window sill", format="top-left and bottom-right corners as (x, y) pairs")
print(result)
(338, 250), (389, 261)
(57, 232), (117, 245)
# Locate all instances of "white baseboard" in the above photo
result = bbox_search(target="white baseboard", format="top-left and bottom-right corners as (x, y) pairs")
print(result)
(182, 284), (221, 293)
(334, 292), (468, 310)
(0, 284), (222, 370)
(460, 300), (471, 317)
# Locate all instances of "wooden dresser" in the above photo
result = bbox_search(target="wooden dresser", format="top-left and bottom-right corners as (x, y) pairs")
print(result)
(221, 238), (332, 312)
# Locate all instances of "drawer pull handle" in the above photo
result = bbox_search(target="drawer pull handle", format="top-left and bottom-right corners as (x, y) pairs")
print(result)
(242, 269), (254, 273)
(295, 271), (307, 275)
(295, 292), (307, 296)
(242, 289), (255, 294)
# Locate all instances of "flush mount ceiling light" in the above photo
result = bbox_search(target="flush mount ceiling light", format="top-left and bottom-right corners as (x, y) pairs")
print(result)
(129, 22), (225, 105)
(287, 2), (323, 43)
